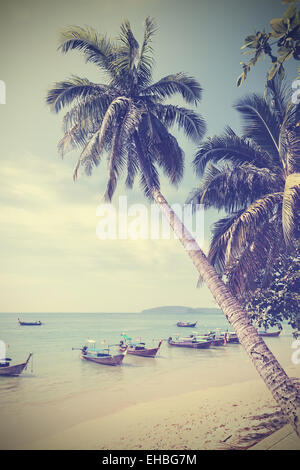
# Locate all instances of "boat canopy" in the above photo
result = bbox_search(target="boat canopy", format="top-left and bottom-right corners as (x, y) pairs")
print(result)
(121, 334), (132, 341)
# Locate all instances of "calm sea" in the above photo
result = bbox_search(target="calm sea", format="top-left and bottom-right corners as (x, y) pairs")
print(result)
(0, 310), (296, 448)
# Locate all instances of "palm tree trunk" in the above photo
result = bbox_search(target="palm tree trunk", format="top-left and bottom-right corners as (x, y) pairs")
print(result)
(133, 131), (300, 437)
(153, 188), (300, 436)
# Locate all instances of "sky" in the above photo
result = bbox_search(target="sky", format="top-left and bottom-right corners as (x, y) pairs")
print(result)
(0, 0), (298, 313)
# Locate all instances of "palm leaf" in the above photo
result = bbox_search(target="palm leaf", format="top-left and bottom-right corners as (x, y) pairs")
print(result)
(58, 26), (116, 74)
(193, 133), (272, 176)
(225, 192), (283, 265)
(46, 76), (109, 113)
(187, 162), (281, 212)
(156, 104), (206, 142)
(282, 173), (300, 243)
(136, 17), (156, 87)
(142, 73), (202, 105)
(234, 94), (280, 158)
(227, 222), (276, 296)
(146, 113), (184, 184)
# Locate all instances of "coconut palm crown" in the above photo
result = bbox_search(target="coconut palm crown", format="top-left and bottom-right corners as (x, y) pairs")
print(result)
(46, 18), (206, 200)
(188, 79), (300, 296)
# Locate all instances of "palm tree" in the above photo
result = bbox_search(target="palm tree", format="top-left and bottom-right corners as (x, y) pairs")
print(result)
(46, 20), (300, 435)
(188, 79), (300, 297)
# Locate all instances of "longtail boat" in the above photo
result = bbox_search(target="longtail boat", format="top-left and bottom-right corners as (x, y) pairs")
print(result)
(176, 321), (197, 328)
(191, 332), (227, 346)
(0, 353), (32, 376)
(18, 318), (42, 326)
(119, 339), (163, 358)
(220, 332), (240, 344)
(258, 330), (281, 337)
(167, 336), (211, 349)
(73, 341), (128, 366)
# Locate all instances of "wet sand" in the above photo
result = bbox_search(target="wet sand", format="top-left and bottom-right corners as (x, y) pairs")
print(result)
(20, 365), (300, 450)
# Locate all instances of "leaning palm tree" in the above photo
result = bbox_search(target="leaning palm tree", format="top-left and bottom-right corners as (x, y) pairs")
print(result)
(188, 79), (300, 297)
(46, 19), (300, 435)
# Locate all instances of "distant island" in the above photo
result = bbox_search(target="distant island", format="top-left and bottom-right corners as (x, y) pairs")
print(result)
(141, 306), (218, 314)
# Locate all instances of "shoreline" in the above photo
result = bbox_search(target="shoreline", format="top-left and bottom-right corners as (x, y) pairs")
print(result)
(21, 364), (300, 450)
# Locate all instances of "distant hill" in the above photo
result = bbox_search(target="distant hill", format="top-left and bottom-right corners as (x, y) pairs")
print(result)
(141, 306), (207, 314)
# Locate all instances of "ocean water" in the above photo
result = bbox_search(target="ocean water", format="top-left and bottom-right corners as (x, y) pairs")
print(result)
(0, 310), (296, 448)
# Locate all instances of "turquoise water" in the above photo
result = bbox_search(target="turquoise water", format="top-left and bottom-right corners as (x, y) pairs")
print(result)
(0, 310), (296, 448)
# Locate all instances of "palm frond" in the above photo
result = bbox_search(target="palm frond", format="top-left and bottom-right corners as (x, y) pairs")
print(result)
(125, 143), (139, 188)
(104, 127), (125, 201)
(46, 77), (106, 113)
(136, 17), (156, 88)
(227, 222), (276, 296)
(225, 192), (282, 265)
(208, 212), (244, 274)
(265, 76), (289, 125)
(193, 132), (272, 177)
(139, 165), (160, 199)
(234, 94), (280, 158)
(109, 20), (140, 89)
(279, 103), (300, 173)
(119, 20), (139, 70)
(156, 104), (206, 142)
(282, 173), (300, 244)
(58, 26), (116, 74)
(73, 126), (103, 180)
(97, 96), (131, 151)
(142, 73), (202, 105)
(146, 113), (184, 185)
(187, 162), (281, 212)
(58, 124), (87, 157)
(62, 94), (112, 134)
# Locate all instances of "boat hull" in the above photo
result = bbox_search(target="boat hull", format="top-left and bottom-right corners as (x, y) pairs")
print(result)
(212, 338), (226, 346)
(0, 362), (28, 376)
(176, 322), (197, 328)
(120, 340), (162, 358)
(168, 339), (211, 349)
(120, 346), (159, 357)
(18, 321), (42, 326)
(0, 354), (32, 376)
(81, 353), (126, 366)
(258, 331), (281, 337)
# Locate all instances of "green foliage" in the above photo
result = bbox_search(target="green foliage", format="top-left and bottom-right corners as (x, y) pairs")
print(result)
(243, 240), (300, 337)
(237, 1), (300, 86)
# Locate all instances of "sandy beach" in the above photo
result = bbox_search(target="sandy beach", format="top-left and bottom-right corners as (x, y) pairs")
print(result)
(22, 364), (300, 451)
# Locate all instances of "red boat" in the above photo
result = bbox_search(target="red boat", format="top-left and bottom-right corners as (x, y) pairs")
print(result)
(80, 345), (128, 366)
(119, 339), (163, 357)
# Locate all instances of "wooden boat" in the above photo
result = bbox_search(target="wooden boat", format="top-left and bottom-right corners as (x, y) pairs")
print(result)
(119, 340), (162, 358)
(167, 336), (211, 349)
(78, 344), (128, 366)
(176, 321), (197, 328)
(18, 318), (42, 326)
(258, 330), (281, 337)
(0, 353), (32, 376)
(192, 332), (227, 346)
(220, 332), (240, 344)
